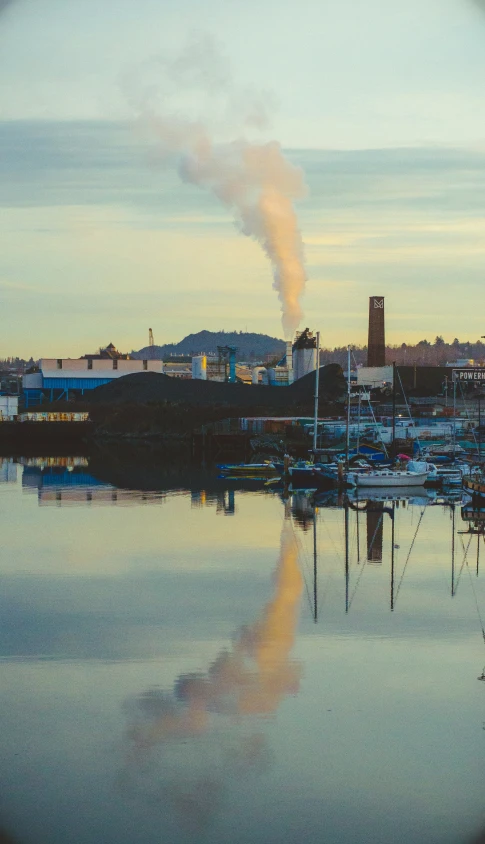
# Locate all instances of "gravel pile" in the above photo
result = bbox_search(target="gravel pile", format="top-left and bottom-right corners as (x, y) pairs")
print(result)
(89, 364), (345, 409)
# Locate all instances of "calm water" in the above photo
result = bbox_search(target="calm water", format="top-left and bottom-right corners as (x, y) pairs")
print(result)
(1, 454), (485, 844)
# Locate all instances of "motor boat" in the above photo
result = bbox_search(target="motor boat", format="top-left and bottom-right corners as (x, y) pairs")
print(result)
(218, 461), (282, 478)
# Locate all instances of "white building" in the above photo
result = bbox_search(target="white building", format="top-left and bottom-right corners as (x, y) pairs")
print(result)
(356, 365), (394, 389)
(23, 357), (165, 402)
(0, 395), (18, 419)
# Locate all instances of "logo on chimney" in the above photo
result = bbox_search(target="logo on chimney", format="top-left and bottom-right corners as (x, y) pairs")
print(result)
(373, 298), (384, 308)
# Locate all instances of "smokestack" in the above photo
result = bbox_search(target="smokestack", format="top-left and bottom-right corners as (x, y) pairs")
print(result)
(286, 341), (293, 372)
(367, 296), (385, 367)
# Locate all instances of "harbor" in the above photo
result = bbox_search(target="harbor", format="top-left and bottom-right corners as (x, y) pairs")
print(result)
(4, 2), (485, 840)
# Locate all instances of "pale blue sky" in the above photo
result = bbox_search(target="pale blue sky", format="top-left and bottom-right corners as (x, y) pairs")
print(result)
(1, 0), (485, 356)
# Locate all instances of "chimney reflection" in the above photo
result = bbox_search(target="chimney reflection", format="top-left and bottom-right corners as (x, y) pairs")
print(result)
(366, 503), (384, 563)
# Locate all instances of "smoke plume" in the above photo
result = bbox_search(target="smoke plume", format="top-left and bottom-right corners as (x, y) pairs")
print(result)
(126, 36), (308, 337)
(123, 521), (303, 826)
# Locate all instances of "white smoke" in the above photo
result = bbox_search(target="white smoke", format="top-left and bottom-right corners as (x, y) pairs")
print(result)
(125, 35), (308, 338)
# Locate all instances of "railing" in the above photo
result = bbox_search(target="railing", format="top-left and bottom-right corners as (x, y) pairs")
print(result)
(17, 412), (90, 423)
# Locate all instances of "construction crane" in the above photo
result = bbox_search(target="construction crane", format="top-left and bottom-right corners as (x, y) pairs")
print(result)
(149, 328), (154, 347)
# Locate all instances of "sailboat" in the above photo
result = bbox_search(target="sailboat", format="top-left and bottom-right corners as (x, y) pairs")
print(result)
(348, 467), (429, 487)
(289, 331), (343, 491)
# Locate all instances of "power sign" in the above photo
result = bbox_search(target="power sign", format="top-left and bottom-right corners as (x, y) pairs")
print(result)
(452, 368), (485, 382)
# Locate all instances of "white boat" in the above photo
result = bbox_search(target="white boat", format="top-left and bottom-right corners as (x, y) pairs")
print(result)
(348, 469), (429, 487)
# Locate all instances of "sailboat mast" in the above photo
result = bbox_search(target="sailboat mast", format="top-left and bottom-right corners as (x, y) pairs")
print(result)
(345, 499), (349, 613)
(356, 392), (361, 456)
(392, 361), (396, 458)
(346, 344), (351, 469)
(312, 331), (320, 456)
(453, 378), (457, 461)
(313, 504), (318, 623)
(451, 503), (455, 597)
(391, 501), (395, 611)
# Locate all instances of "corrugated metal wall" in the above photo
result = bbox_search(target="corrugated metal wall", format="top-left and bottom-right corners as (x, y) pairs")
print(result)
(43, 378), (113, 390)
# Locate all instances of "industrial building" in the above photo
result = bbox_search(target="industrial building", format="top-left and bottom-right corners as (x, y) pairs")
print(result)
(191, 329), (318, 388)
(357, 365), (393, 390)
(23, 344), (164, 404)
(265, 329), (318, 386)
(0, 395), (18, 420)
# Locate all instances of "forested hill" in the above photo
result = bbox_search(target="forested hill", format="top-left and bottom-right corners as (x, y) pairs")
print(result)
(132, 331), (286, 361)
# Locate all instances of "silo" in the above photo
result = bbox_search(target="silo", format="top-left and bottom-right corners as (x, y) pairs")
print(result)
(192, 355), (207, 380)
(292, 328), (317, 382)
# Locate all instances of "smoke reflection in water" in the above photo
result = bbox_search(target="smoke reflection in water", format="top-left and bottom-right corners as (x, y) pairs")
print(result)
(122, 521), (303, 830)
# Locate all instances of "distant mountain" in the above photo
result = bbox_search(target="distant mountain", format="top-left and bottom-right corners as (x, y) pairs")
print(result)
(132, 331), (286, 361)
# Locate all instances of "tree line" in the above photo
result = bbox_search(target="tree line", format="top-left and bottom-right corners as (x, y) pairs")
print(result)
(319, 337), (485, 368)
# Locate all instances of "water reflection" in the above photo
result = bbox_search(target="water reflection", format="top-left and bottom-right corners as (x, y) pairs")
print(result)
(0, 458), (16, 484)
(2, 451), (485, 843)
(21, 458), (168, 506)
(366, 503), (384, 564)
(122, 522), (303, 830)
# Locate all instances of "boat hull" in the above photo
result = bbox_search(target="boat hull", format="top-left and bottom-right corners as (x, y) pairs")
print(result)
(289, 467), (337, 490)
(463, 477), (485, 499)
(218, 463), (280, 477)
(350, 471), (428, 487)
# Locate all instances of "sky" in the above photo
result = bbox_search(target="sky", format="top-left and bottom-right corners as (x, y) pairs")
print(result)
(1, 0), (485, 357)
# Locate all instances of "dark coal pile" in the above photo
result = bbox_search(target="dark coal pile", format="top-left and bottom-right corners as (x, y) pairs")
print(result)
(89, 364), (345, 409)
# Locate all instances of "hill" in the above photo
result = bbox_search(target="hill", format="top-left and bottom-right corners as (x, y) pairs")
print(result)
(131, 331), (286, 361)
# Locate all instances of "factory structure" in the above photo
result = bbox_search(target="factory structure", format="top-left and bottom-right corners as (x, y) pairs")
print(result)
(356, 296), (393, 390)
(20, 300), (397, 404)
(22, 330), (321, 404)
(23, 344), (165, 404)
(192, 329), (318, 386)
(25, 296), (470, 404)
(11, 295), (485, 422)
